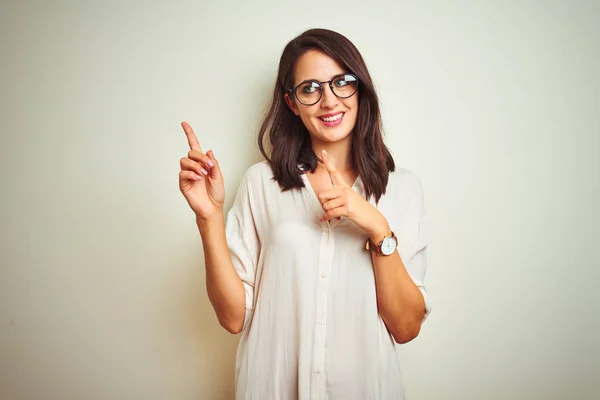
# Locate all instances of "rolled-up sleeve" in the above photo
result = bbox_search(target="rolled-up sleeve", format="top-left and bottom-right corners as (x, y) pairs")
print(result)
(408, 215), (431, 322)
(225, 178), (260, 329)
(396, 174), (431, 322)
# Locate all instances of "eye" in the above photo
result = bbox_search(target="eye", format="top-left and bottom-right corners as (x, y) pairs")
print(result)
(300, 82), (320, 94)
(334, 78), (347, 87)
(334, 75), (356, 87)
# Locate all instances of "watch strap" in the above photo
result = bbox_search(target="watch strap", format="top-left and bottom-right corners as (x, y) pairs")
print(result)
(365, 231), (396, 255)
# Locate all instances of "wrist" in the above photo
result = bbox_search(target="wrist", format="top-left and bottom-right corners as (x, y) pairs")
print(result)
(196, 211), (225, 234)
(368, 220), (391, 243)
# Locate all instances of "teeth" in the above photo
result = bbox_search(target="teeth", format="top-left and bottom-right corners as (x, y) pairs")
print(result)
(321, 113), (343, 122)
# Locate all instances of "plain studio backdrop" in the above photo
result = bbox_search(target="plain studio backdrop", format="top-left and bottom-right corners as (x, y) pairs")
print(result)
(1, 1), (599, 399)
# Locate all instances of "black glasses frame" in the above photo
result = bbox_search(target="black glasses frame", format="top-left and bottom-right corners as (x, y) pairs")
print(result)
(287, 73), (359, 106)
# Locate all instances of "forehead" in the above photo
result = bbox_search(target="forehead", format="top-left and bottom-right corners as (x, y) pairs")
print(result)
(293, 50), (346, 84)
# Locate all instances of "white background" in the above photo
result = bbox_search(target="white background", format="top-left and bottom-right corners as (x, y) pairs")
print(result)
(1, 1), (599, 399)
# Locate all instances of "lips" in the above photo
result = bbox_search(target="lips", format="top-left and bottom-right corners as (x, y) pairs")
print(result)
(318, 112), (345, 122)
(318, 112), (345, 128)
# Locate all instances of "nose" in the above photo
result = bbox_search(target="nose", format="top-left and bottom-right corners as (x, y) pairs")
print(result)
(320, 84), (338, 109)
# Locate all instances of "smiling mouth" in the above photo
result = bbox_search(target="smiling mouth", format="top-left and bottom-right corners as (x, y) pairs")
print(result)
(319, 112), (344, 122)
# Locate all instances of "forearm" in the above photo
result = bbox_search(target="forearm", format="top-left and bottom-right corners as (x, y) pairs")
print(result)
(368, 225), (425, 344)
(197, 213), (246, 334)
(372, 250), (425, 343)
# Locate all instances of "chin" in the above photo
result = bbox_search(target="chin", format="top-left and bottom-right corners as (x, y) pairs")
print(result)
(311, 127), (350, 144)
(312, 124), (355, 143)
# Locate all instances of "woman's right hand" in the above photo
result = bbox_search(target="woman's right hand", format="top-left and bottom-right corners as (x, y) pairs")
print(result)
(179, 121), (225, 220)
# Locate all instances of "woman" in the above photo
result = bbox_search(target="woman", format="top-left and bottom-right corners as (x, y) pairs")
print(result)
(179, 28), (430, 399)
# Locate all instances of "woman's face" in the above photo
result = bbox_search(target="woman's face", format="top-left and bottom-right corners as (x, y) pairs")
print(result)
(285, 50), (359, 147)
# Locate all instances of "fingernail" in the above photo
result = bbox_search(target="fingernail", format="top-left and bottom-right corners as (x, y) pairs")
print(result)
(200, 168), (208, 175)
(207, 161), (215, 167)
(195, 174), (202, 180)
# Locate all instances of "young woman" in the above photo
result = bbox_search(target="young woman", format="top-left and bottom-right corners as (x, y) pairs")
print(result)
(179, 28), (430, 400)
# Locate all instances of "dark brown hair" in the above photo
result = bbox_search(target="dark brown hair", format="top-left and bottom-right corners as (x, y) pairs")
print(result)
(258, 28), (395, 203)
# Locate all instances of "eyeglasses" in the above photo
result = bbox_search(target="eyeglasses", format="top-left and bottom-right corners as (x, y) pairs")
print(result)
(287, 73), (359, 106)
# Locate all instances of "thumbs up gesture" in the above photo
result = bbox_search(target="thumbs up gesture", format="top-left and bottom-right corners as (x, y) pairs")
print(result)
(317, 150), (391, 242)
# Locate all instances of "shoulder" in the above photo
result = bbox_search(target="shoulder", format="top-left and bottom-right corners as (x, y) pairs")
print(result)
(235, 161), (277, 198)
(386, 167), (424, 197)
(230, 161), (273, 213)
(243, 160), (274, 180)
(238, 160), (275, 189)
(377, 167), (427, 225)
(230, 161), (278, 223)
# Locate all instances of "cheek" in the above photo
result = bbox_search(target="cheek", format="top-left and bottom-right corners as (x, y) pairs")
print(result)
(346, 104), (359, 122)
(343, 97), (359, 114)
(299, 108), (320, 123)
(300, 114), (315, 126)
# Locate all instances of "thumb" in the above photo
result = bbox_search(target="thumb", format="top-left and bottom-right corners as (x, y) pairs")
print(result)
(321, 150), (347, 188)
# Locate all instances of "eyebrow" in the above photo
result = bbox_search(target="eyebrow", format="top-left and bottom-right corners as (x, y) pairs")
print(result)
(294, 72), (349, 86)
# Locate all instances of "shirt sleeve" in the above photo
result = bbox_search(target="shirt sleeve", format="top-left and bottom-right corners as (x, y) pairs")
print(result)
(396, 174), (432, 322)
(225, 174), (261, 330)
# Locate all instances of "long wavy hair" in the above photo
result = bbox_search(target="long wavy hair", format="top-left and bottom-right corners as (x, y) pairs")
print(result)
(258, 28), (395, 203)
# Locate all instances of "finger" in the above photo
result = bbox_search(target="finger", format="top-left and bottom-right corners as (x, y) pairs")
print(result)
(187, 150), (215, 170)
(322, 197), (345, 212)
(317, 188), (345, 204)
(321, 150), (348, 188)
(206, 150), (224, 180)
(179, 170), (203, 182)
(181, 121), (203, 152)
(320, 206), (346, 222)
(180, 157), (209, 176)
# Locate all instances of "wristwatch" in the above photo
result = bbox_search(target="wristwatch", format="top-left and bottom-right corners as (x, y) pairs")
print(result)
(365, 232), (397, 256)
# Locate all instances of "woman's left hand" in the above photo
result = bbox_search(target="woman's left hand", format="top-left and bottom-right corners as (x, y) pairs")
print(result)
(318, 150), (391, 242)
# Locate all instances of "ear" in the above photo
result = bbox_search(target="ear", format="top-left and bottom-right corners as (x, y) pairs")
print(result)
(284, 92), (300, 116)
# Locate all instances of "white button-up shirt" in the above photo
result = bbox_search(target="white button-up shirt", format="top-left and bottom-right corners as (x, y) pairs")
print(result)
(226, 161), (430, 400)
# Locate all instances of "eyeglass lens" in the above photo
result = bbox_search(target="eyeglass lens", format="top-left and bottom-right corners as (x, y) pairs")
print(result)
(295, 74), (358, 105)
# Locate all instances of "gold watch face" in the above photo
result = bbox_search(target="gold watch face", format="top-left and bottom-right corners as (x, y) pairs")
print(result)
(381, 236), (397, 255)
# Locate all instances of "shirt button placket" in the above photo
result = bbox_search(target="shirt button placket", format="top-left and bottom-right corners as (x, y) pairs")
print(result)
(312, 222), (333, 397)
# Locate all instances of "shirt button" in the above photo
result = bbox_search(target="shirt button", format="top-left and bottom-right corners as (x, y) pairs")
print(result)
(315, 369), (321, 374)
(318, 318), (324, 325)
(321, 273), (327, 278)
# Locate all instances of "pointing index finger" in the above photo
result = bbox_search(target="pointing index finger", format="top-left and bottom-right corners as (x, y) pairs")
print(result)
(321, 150), (347, 187)
(181, 121), (203, 152)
